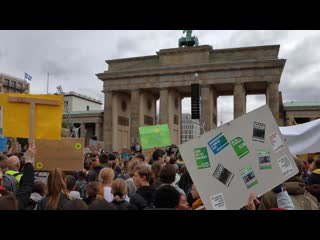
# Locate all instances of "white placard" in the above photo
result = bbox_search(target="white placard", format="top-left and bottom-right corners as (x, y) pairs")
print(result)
(179, 105), (298, 210)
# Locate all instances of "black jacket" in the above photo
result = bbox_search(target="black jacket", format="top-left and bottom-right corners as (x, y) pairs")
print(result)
(37, 193), (70, 210)
(16, 163), (34, 210)
(111, 200), (137, 210)
(130, 186), (156, 210)
(308, 170), (320, 185)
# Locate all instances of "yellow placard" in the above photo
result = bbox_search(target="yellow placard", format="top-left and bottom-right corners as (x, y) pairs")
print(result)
(0, 93), (63, 140)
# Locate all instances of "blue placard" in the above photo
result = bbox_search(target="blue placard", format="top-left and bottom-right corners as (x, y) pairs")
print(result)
(208, 133), (229, 155)
(0, 128), (8, 152)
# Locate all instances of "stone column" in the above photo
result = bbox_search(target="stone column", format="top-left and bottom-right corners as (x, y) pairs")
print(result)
(103, 91), (113, 152)
(201, 86), (218, 131)
(130, 90), (140, 143)
(234, 83), (246, 119)
(201, 86), (212, 132)
(212, 88), (217, 129)
(80, 123), (86, 143)
(267, 82), (280, 123)
(95, 122), (101, 141)
(159, 88), (169, 124)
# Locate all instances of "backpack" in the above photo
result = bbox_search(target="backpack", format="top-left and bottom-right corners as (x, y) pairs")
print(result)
(2, 173), (19, 194)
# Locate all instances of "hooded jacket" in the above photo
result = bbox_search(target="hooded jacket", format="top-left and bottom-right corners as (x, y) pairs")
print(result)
(130, 185), (156, 210)
(25, 192), (45, 210)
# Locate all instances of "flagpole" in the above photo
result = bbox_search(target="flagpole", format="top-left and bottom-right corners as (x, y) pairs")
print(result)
(47, 72), (49, 94)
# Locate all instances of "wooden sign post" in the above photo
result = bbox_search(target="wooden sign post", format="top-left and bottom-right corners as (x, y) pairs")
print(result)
(8, 96), (60, 145)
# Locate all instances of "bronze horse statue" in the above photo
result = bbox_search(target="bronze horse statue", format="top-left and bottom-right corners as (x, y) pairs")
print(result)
(178, 30), (199, 47)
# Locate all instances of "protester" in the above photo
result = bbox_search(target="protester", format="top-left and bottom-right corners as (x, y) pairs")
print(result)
(258, 158), (319, 210)
(62, 199), (88, 210)
(307, 159), (320, 185)
(83, 181), (103, 206)
(190, 184), (204, 210)
(99, 167), (114, 203)
(76, 171), (87, 199)
(88, 199), (117, 210)
(151, 161), (162, 188)
(125, 158), (141, 198)
(154, 185), (180, 209)
(151, 149), (165, 166)
(65, 175), (81, 200)
(130, 164), (156, 209)
(25, 179), (46, 210)
(159, 164), (185, 195)
(176, 193), (190, 210)
(5, 155), (23, 185)
(247, 185), (295, 210)
(111, 178), (136, 210)
(37, 168), (71, 210)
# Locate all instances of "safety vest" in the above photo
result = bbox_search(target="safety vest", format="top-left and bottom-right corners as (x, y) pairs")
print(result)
(5, 170), (23, 184)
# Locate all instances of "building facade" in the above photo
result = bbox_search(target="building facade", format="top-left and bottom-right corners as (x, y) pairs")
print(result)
(97, 44), (285, 151)
(62, 92), (103, 146)
(181, 113), (200, 143)
(282, 102), (320, 125)
(63, 91), (102, 113)
(0, 73), (30, 93)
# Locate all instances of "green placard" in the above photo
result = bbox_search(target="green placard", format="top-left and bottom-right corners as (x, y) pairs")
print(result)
(230, 137), (250, 159)
(194, 147), (210, 169)
(139, 124), (171, 149)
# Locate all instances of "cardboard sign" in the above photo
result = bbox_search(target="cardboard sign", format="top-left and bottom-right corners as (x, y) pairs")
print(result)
(139, 124), (171, 149)
(34, 138), (84, 171)
(0, 93), (63, 140)
(179, 105), (298, 210)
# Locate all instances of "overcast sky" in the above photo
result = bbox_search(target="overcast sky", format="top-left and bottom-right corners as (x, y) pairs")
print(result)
(0, 30), (319, 124)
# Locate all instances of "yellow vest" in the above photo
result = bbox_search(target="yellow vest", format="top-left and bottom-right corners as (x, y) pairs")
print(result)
(5, 170), (23, 184)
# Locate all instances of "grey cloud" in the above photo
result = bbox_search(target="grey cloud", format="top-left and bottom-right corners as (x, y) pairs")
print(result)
(0, 30), (319, 116)
(282, 34), (320, 77)
(228, 30), (289, 48)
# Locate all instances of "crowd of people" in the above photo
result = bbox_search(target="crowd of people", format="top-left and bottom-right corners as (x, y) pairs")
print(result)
(0, 141), (320, 210)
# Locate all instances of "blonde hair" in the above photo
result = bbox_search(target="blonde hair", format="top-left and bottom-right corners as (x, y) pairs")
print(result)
(86, 181), (104, 201)
(127, 158), (141, 177)
(98, 167), (114, 185)
(111, 178), (128, 202)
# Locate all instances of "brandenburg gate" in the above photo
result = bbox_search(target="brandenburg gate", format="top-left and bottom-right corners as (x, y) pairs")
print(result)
(97, 43), (285, 152)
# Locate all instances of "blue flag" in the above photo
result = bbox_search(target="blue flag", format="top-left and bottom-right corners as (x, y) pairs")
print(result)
(24, 72), (32, 81)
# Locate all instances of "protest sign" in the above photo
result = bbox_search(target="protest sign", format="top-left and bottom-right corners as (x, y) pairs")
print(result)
(139, 124), (171, 149)
(34, 138), (84, 171)
(179, 105), (298, 210)
(0, 93), (63, 140)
